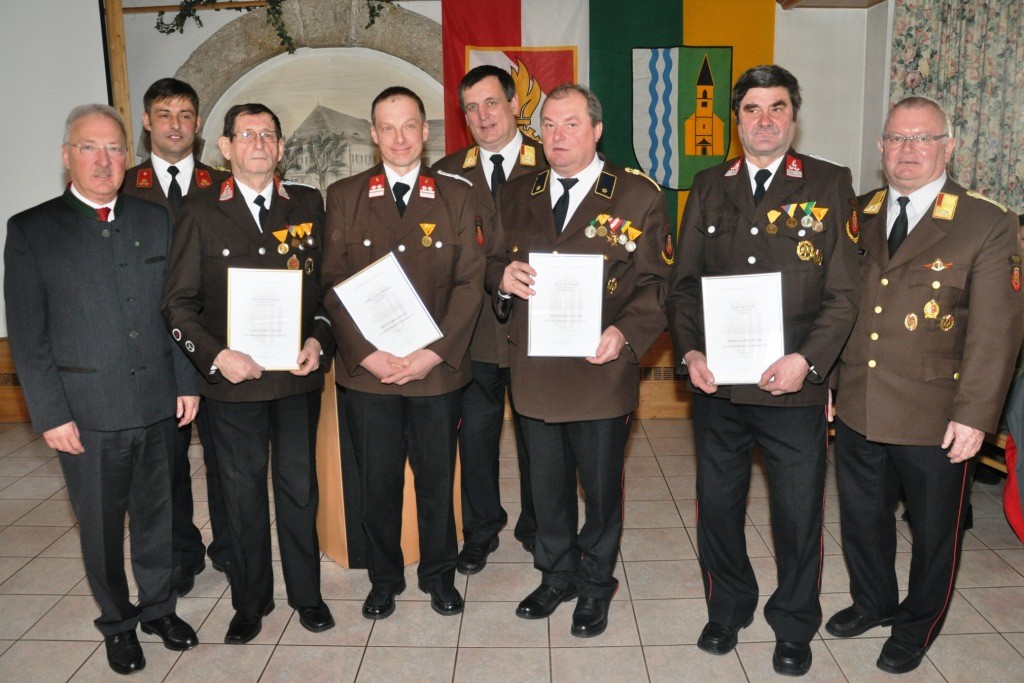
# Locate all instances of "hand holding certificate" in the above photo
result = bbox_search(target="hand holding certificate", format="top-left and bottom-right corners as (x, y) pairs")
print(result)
(227, 268), (303, 370)
(701, 272), (784, 385)
(332, 252), (443, 358)
(527, 253), (603, 357)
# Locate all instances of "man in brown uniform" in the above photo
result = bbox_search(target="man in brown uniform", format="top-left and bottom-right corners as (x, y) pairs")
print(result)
(827, 96), (1024, 674)
(432, 65), (547, 572)
(162, 103), (335, 644)
(666, 65), (860, 676)
(322, 86), (482, 620)
(121, 77), (231, 595)
(491, 84), (673, 637)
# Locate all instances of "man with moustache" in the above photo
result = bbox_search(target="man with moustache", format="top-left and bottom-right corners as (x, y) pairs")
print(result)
(666, 64), (860, 675)
(122, 77), (231, 596)
(163, 103), (335, 643)
(5, 104), (200, 675)
(827, 96), (1023, 674)
(433, 65), (547, 572)
(323, 86), (482, 621)
(491, 84), (673, 637)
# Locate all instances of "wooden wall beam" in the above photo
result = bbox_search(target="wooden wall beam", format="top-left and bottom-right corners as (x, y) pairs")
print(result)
(105, 0), (135, 160)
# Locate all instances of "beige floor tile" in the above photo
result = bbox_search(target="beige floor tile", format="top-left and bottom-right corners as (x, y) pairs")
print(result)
(634, 597), (708, 646)
(645, 644), (748, 682)
(367, 598), (461, 647)
(23, 594), (103, 641)
(624, 455), (663, 478)
(823, 636), (944, 681)
(665, 474), (696, 501)
(278, 599), (370, 646)
(955, 549), (1024, 588)
(319, 559), (373, 600)
(70, 641), (183, 682)
(196, 597), (290, 646)
(736, 639), (842, 682)
(0, 476), (19, 491)
(640, 419), (692, 440)
(678, 498), (698, 527)
(261, 644), (364, 682)
(550, 645), (648, 682)
(393, 562), (469, 602)
(623, 500), (684, 528)
(625, 439), (655, 458)
(620, 527), (695, 562)
(357, 646), (456, 683)
(656, 455), (697, 476)
(0, 594), (61, 639)
(3, 439), (55, 458)
(648, 436), (696, 456)
(0, 556), (86, 595)
(0, 557), (29, 585)
(163, 643), (274, 682)
(0, 640), (10, 657)
(971, 491), (1008, 519)
(0, 457), (52, 478)
(959, 586), (1024, 631)
(0, 499), (42, 525)
(11, 498), (74, 526)
(485, 528), (536, 564)
(548, 598), (640, 647)
(464, 561), (538, 602)
(927, 632), (1024, 682)
(933, 590), (996, 635)
(819, 553), (852, 595)
(0, 525), (68, 557)
(968, 518), (1022, 550)
(25, 458), (63, 477)
(457, 600), (548, 648)
(454, 647), (550, 682)
(0, 476), (65, 500)
(994, 547), (1024, 577)
(625, 476), (673, 501)
(623, 560), (705, 600)
(0, 639), (97, 683)
(1004, 631), (1024, 658)
(744, 497), (772, 525)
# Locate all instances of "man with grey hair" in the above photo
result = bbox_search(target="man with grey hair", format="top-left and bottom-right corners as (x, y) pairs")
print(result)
(489, 83), (673, 637)
(5, 104), (200, 675)
(827, 95), (1023, 674)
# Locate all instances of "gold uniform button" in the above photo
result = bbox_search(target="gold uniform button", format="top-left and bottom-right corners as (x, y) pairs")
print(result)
(881, 278), (889, 286)
(953, 372), (960, 380)
(868, 360), (877, 368)
(870, 332), (879, 340)
(932, 280), (940, 289)
(874, 305), (883, 314)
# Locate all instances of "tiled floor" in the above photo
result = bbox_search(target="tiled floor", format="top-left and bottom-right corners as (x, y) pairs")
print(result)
(1, 418), (1023, 681)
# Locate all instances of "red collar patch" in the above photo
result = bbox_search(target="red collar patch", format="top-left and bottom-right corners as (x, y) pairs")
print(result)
(418, 175), (436, 199)
(136, 167), (153, 188)
(785, 154), (803, 179)
(369, 174), (386, 198)
(724, 157), (742, 177)
(218, 178), (234, 201)
(195, 169), (212, 188)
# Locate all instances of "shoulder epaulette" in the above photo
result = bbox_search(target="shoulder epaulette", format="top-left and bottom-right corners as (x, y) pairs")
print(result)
(435, 169), (473, 187)
(282, 180), (317, 190)
(625, 167), (662, 191)
(966, 190), (1008, 212)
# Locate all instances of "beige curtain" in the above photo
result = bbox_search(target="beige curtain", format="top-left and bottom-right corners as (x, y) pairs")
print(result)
(890, 0), (1024, 213)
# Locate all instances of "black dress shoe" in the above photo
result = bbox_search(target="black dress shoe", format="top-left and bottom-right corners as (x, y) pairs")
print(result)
(171, 561), (206, 597)
(697, 615), (754, 655)
(773, 640), (812, 677)
(362, 587), (403, 620)
(294, 601), (335, 632)
(105, 630), (145, 675)
(428, 585), (464, 616)
(570, 596), (609, 638)
(825, 605), (894, 638)
(877, 636), (927, 674)
(515, 584), (577, 619)
(140, 613), (198, 651)
(224, 601), (274, 645)
(456, 537), (500, 575)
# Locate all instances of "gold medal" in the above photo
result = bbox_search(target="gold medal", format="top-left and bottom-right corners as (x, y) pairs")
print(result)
(766, 223), (778, 235)
(796, 240), (815, 261)
(905, 313), (918, 331)
(607, 278), (617, 295)
(422, 235), (433, 247)
(939, 314), (955, 331)
(923, 299), (940, 319)
(287, 254), (300, 270)
(812, 220), (824, 232)
(290, 237), (300, 248)
(277, 243), (289, 255)
(787, 217), (798, 228)
(597, 226), (608, 237)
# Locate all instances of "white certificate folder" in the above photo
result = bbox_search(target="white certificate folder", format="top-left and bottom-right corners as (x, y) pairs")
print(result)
(527, 252), (603, 357)
(227, 267), (302, 371)
(332, 252), (442, 358)
(701, 272), (785, 385)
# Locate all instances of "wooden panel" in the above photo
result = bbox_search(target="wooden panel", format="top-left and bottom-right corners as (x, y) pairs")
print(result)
(0, 338), (31, 423)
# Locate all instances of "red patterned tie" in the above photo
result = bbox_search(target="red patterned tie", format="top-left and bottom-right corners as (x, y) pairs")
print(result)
(96, 207), (111, 222)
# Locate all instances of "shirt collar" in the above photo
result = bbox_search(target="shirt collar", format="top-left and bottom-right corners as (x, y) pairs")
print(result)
(383, 163), (421, 194)
(888, 172), (947, 216)
(150, 152), (194, 179)
(744, 155), (786, 189)
(234, 176), (274, 208)
(551, 154), (604, 193)
(69, 183), (116, 214)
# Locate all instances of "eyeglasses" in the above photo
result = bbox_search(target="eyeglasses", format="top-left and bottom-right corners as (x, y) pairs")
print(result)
(233, 130), (279, 143)
(881, 133), (948, 148)
(67, 143), (128, 156)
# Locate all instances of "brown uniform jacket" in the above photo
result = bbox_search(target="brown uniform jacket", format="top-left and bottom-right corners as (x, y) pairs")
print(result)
(122, 157), (229, 215)
(667, 152), (860, 407)
(161, 177), (332, 402)
(836, 179), (1024, 444)
(432, 139), (546, 366)
(485, 160), (673, 423)
(322, 163), (484, 397)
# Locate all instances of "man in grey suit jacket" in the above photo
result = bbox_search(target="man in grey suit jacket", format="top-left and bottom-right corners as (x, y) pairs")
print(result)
(4, 104), (200, 675)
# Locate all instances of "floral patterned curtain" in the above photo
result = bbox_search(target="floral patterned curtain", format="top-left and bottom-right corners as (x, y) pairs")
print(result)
(890, 0), (1024, 213)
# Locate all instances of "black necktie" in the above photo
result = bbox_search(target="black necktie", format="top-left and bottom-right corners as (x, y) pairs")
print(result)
(393, 182), (410, 217)
(552, 177), (579, 234)
(888, 196), (910, 257)
(167, 165), (183, 215)
(753, 168), (771, 204)
(490, 154), (506, 196)
(254, 195), (268, 232)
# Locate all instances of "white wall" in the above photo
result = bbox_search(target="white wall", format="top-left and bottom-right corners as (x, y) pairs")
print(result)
(0, 0), (110, 337)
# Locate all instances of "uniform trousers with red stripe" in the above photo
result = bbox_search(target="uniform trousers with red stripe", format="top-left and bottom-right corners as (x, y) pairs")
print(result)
(692, 395), (827, 642)
(834, 418), (973, 648)
(518, 414), (631, 600)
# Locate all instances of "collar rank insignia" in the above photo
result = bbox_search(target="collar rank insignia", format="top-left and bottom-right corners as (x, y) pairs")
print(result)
(594, 171), (616, 199)
(724, 157), (742, 177)
(275, 177), (290, 200)
(418, 175), (436, 199)
(661, 233), (676, 265)
(136, 167), (153, 188)
(846, 210), (860, 243)
(932, 192), (957, 220)
(863, 189), (886, 214)
(966, 190), (1008, 212)
(520, 145), (536, 167)
(463, 146), (479, 169)
(195, 169), (212, 188)
(531, 170), (550, 196)
(925, 259), (953, 271)
(785, 154), (803, 178)
(218, 178), (235, 202)
(368, 174), (386, 198)
(1012, 255), (1022, 292)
